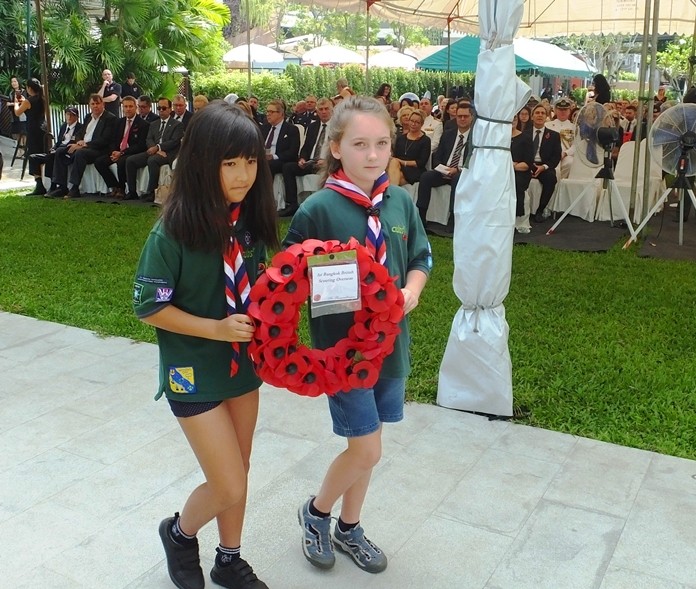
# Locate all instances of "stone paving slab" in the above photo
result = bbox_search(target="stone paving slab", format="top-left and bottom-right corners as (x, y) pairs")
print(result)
(1, 311), (696, 589)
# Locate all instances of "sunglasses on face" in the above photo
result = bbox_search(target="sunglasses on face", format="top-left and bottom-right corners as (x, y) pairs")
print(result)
(157, 106), (169, 111)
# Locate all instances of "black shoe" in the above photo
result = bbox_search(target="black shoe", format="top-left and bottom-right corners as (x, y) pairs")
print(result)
(27, 180), (47, 196)
(122, 193), (139, 201)
(159, 514), (204, 589)
(46, 186), (67, 198)
(531, 213), (544, 224)
(278, 204), (298, 217)
(429, 223), (454, 238)
(65, 187), (82, 199)
(210, 555), (268, 589)
(140, 191), (155, 202)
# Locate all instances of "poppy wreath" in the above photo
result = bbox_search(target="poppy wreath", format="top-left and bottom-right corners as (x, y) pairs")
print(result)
(247, 237), (405, 397)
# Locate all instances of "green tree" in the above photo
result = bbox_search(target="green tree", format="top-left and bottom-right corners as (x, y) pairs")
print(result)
(1, 0), (230, 105)
(291, 6), (378, 49)
(385, 21), (430, 53)
(554, 34), (639, 82)
(656, 36), (692, 89)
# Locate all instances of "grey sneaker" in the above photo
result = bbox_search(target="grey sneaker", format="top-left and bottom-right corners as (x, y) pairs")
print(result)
(298, 497), (335, 570)
(333, 524), (388, 574)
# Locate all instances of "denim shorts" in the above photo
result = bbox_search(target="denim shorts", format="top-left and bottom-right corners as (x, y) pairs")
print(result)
(327, 377), (406, 438)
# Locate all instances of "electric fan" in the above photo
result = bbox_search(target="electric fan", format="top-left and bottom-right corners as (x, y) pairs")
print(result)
(574, 102), (615, 167)
(625, 104), (696, 247)
(649, 103), (696, 176)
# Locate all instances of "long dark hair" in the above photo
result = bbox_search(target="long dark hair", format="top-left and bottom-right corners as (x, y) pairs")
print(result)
(593, 74), (611, 104)
(441, 98), (457, 123)
(375, 83), (391, 101)
(516, 105), (532, 131)
(162, 101), (279, 252)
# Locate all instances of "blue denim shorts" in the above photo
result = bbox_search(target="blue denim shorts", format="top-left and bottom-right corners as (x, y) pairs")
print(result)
(327, 377), (406, 438)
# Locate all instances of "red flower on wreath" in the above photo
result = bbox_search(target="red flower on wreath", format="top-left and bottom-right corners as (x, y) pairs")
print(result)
(249, 239), (403, 397)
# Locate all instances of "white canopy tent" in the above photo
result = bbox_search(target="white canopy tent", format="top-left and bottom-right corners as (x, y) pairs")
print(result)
(223, 44), (285, 69)
(369, 49), (418, 70)
(301, 0), (696, 35)
(301, 45), (366, 66)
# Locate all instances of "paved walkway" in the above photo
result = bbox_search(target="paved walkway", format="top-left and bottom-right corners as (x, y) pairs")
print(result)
(1, 312), (696, 589)
(0, 135), (34, 192)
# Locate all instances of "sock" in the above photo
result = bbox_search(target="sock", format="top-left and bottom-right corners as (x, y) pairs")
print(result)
(216, 545), (241, 567)
(171, 515), (197, 546)
(309, 498), (331, 519)
(337, 518), (359, 533)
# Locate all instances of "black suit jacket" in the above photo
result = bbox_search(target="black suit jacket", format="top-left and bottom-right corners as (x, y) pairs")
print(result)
(432, 127), (471, 169)
(530, 126), (562, 170)
(76, 111), (117, 152)
(141, 112), (159, 123)
(110, 116), (149, 156)
(173, 110), (192, 130)
(264, 121), (300, 164)
(146, 117), (184, 155)
(52, 121), (84, 151)
(299, 119), (327, 161)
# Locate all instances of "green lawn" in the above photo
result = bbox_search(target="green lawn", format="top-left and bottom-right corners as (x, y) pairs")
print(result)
(2, 190), (695, 459)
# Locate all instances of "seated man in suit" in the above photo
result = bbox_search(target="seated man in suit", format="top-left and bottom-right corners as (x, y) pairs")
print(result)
(171, 94), (193, 130)
(416, 103), (474, 236)
(93, 95), (149, 199)
(32, 106), (83, 196)
(137, 95), (159, 123)
(279, 98), (333, 217)
(529, 103), (562, 223)
(125, 97), (184, 202)
(263, 99), (300, 176)
(47, 94), (117, 199)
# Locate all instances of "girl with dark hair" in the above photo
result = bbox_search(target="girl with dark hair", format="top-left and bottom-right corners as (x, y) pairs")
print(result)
(13, 78), (45, 195)
(375, 83), (392, 103)
(516, 105), (532, 133)
(133, 101), (278, 589)
(5, 77), (27, 139)
(592, 74), (611, 105)
(286, 96), (430, 576)
(442, 98), (458, 130)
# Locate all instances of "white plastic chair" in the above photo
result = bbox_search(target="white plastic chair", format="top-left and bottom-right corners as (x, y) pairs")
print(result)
(552, 149), (602, 222)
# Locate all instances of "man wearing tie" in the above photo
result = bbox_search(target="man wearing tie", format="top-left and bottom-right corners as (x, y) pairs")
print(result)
(34, 106), (83, 196)
(263, 99), (300, 176)
(126, 97), (184, 202)
(171, 94), (193, 130)
(93, 95), (149, 199)
(278, 98), (333, 217)
(529, 104), (562, 223)
(47, 94), (117, 199)
(416, 102), (474, 235)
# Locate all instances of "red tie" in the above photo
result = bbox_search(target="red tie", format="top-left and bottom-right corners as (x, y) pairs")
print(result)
(223, 203), (251, 376)
(119, 119), (132, 151)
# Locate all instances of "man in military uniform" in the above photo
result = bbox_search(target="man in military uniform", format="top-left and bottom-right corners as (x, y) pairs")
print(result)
(546, 98), (575, 179)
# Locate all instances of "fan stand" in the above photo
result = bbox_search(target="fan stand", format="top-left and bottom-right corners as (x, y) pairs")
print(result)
(623, 150), (696, 248)
(547, 148), (637, 241)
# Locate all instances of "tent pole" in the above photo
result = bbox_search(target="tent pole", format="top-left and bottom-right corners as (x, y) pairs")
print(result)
(687, 16), (696, 90)
(245, 0), (252, 99)
(26, 0), (31, 80)
(641, 0), (660, 221)
(34, 0), (50, 136)
(365, 2), (371, 95)
(628, 0), (652, 219)
(446, 19), (452, 97)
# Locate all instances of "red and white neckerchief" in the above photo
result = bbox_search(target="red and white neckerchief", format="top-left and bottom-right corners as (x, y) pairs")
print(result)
(223, 202), (251, 376)
(325, 168), (389, 266)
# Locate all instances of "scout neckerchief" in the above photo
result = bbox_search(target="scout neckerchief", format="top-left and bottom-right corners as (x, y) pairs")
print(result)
(325, 168), (389, 266)
(223, 202), (251, 376)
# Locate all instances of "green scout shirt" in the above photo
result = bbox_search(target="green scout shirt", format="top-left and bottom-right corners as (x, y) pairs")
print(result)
(133, 218), (266, 402)
(283, 185), (431, 379)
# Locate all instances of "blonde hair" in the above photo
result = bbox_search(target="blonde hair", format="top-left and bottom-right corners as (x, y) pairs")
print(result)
(320, 96), (395, 184)
(192, 94), (209, 111)
(397, 106), (414, 122)
(409, 108), (426, 123)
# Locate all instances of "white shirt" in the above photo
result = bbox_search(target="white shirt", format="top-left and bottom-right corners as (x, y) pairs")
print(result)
(446, 129), (469, 168)
(61, 123), (76, 145)
(546, 119), (575, 157)
(266, 125), (279, 159)
(422, 114), (443, 153)
(83, 113), (102, 143)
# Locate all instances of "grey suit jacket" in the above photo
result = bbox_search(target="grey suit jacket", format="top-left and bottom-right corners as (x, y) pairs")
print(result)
(146, 117), (184, 155)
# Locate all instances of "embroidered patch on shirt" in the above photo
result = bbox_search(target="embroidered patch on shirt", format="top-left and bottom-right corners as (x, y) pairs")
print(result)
(155, 287), (174, 302)
(168, 367), (196, 394)
(133, 283), (143, 304)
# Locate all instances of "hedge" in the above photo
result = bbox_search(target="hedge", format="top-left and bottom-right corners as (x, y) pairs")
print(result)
(192, 65), (475, 105)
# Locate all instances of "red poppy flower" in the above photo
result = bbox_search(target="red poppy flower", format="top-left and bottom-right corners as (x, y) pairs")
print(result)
(364, 282), (399, 312)
(347, 361), (380, 390)
(377, 304), (404, 324)
(360, 262), (390, 295)
(281, 276), (309, 303)
(255, 321), (295, 344)
(301, 239), (329, 255)
(260, 337), (296, 369)
(267, 251), (302, 284)
(258, 292), (296, 324)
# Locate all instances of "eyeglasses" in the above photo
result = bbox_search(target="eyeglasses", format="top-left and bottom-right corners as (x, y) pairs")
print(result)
(157, 106), (169, 111)
(266, 109), (280, 114)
